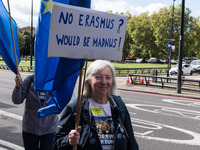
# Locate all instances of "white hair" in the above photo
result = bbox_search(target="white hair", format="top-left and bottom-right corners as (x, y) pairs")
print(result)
(83, 60), (116, 97)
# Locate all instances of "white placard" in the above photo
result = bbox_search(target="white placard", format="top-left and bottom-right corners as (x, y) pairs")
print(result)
(48, 2), (128, 61)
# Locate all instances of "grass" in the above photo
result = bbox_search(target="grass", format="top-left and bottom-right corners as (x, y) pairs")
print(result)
(0, 60), (33, 66)
(111, 62), (168, 68)
(0, 59), (170, 75)
(0, 60), (169, 68)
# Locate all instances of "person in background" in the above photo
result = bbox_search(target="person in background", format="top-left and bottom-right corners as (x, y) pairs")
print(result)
(52, 60), (139, 150)
(12, 74), (58, 150)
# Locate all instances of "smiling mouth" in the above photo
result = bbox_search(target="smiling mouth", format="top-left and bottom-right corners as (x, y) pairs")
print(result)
(99, 86), (108, 88)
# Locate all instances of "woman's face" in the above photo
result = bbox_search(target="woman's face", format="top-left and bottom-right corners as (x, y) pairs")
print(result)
(89, 66), (113, 97)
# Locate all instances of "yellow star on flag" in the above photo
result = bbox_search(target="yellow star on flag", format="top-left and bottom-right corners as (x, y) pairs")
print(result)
(42, 0), (53, 14)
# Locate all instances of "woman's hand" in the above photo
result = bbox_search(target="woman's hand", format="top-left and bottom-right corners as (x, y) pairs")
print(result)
(69, 126), (82, 146)
(15, 75), (21, 89)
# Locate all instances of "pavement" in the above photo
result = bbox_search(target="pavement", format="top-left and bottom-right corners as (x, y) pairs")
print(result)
(116, 76), (200, 100)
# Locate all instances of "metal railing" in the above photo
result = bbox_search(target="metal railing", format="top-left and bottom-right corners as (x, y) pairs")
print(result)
(0, 63), (168, 75)
(129, 74), (200, 92)
(115, 67), (168, 75)
(0, 64), (34, 72)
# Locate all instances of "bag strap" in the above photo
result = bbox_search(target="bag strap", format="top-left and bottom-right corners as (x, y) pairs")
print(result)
(72, 96), (78, 113)
(112, 95), (126, 124)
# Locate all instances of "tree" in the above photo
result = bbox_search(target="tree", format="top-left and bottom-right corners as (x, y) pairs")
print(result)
(122, 13), (133, 61)
(17, 30), (25, 56)
(194, 17), (200, 58)
(17, 27), (35, 57)
(125, 4), (200, 60)
(150, 7), (171, 59)
(21, 30), (31, 56)
(127, 12), (156, 59)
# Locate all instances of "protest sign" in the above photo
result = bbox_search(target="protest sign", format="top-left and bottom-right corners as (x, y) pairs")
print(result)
(48, 2), (128, 61)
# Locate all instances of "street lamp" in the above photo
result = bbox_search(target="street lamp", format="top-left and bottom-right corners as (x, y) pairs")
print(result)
(177, 0), (185, 93)
(171, 0), (175, 39)
(30, 0), (33, 68)
(168, 0), (176, 75)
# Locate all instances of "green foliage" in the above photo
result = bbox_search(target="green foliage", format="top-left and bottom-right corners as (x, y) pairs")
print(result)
(124, 4), (200, 60)
(17, 30), (25, 53)
(112, 62), (167, 68)
(123, 28), (133, 61)
(17, 27), (35, 57)
(15, 6), (200, 61)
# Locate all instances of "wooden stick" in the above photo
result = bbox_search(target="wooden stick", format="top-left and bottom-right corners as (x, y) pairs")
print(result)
(81, 59), (88, 100)
(7, 0), (19, 75)
(73, 60), (88, 150)
(73, 68), (83, 150)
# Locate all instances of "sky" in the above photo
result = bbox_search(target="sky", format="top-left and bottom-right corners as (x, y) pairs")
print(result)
(2, 0), (200, 28)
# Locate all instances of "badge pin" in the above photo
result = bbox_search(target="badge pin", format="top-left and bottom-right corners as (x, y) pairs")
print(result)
(89, 138), (96, 144)
(117, 133), (122, 140)
(120, 127), (124, 133)
(123, 135), (126, 139)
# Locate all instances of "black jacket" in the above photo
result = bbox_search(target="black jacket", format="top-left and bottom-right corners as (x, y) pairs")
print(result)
(52, 95), (139, 150)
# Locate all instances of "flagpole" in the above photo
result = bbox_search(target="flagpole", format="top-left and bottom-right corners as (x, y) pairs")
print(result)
(30, 0), (33, 68)
(81, 60), (88, 100)
(73, 68), (83, 150)
(73, 59), (88, 150)
(7, 0), (19, 75)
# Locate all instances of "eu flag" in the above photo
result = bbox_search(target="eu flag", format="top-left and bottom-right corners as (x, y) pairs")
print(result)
(0, 0), (21, 74)
(35, 0), (91, 117)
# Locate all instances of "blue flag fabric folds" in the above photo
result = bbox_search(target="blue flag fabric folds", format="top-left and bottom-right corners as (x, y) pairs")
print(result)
(0, 0), (20, 74)
(35, 0), (91, 117)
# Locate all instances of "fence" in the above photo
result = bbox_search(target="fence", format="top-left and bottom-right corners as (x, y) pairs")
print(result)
(129, 74), (200, 92)
(115, 67), (168, 76)
(0, 63), (168, 75)
(0, 64), (34, 72)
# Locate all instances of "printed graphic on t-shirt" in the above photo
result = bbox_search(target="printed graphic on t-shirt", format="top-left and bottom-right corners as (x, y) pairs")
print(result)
(39, 91), (46, 105)
(91, 116), (115, 146)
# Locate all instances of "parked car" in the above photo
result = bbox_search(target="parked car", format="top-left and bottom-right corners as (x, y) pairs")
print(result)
(136, 58), (143, 63)
(190, 60), (200, 73)
(125, 59), (136, 63)
(136, 58), (148, 63)
(169, 64), (193, 75)
(171, 59), (177, 64)
(148, 58), (165, 64)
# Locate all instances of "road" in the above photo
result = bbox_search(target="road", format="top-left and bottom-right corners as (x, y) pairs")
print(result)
(0, 70), (28, 150)
(0, 70), (200, 150)
(118, 90), (200, 150)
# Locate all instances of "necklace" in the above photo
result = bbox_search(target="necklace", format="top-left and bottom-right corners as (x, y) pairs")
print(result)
(90, 99), (109, 118)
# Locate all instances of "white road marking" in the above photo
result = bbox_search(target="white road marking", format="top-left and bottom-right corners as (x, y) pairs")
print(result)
(132, 118), (200, 146)
(162, 99), (200, 107)
(126, 103), (200, 120)
(129, 112), (136, 115)
(0, 139), (24, 150)
(0, 110), (22, 121)
(138, 131), (154, 136)
(0, 111), (23, 149)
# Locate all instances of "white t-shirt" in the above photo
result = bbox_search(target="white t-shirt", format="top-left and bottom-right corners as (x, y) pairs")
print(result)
(88, 98), (115, 150)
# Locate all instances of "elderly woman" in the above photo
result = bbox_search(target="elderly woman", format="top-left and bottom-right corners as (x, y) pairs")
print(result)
(52, 60), (139, 150)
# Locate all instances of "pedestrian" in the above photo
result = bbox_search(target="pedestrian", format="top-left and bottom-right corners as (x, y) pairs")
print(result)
(12, 74), (58, 150)
(52, 60), (139, 150)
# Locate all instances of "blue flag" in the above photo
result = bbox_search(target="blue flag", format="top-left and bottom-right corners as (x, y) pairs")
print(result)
(35, 0), (91, 117)
(0, 0), (21, 74)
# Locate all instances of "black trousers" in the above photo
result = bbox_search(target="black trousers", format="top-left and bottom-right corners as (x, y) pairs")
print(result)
(22, 131), (55, 150)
